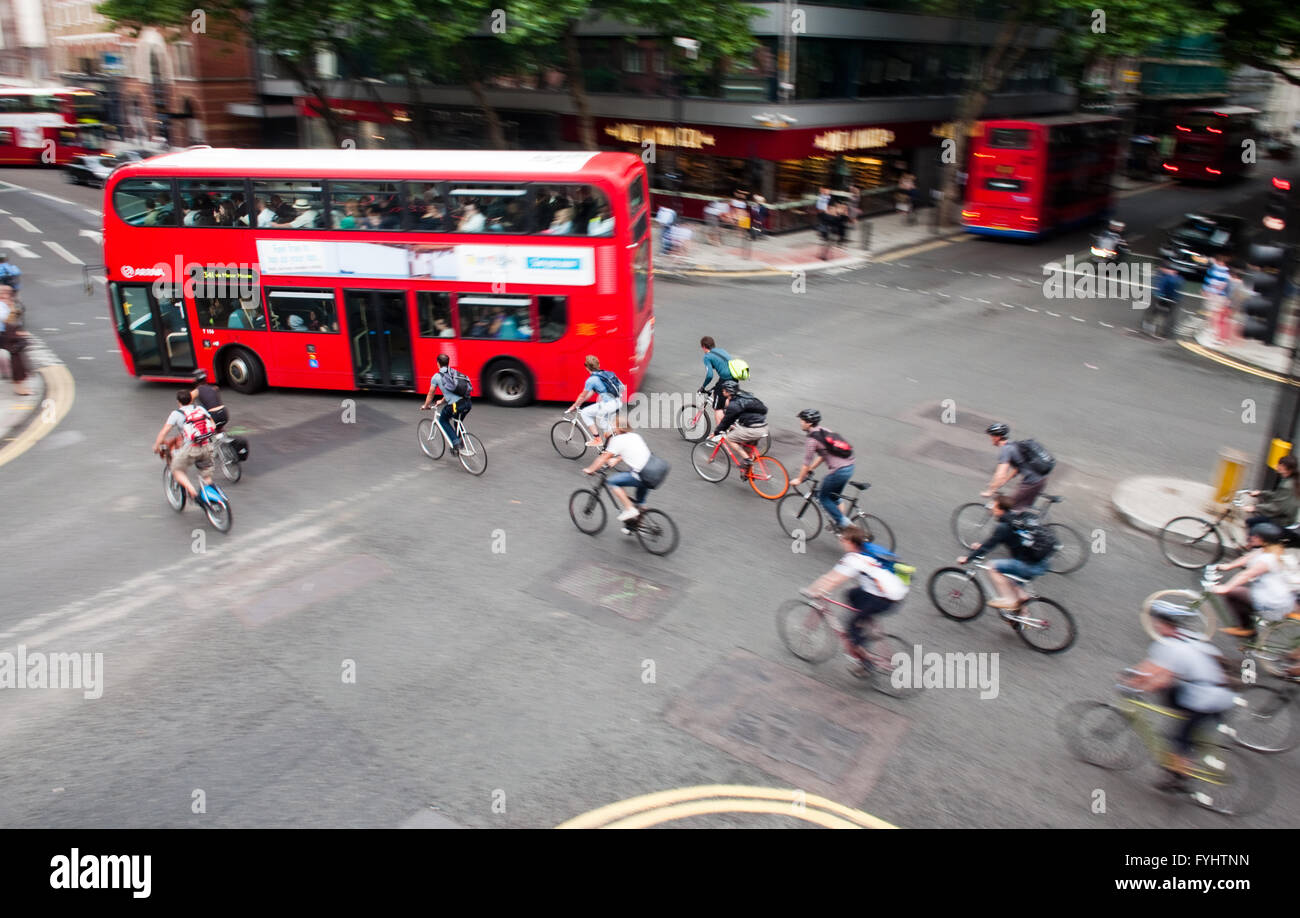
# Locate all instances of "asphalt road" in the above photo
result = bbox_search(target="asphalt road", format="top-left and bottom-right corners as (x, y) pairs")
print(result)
(1, 162), (1297, 829)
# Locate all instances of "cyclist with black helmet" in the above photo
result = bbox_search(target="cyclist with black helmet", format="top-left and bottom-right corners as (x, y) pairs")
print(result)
(1125, 600), (1236, 791)
(712, 379), (768, 464)
(1210, 521), (1297, 637)
(190, 370), (228, 429)
(983, 422), (1050, 510)
(791, 408), (856, 532)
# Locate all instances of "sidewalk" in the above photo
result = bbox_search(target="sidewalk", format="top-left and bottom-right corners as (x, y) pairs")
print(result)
(1185, 301), (1300, 378)
(653, 209), (964, 278)
(1111, 476), (1221, 535)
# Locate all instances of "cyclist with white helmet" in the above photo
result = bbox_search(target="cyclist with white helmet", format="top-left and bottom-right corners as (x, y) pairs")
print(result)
(1125, 600), (1236, 790)
(1210, 521), (1297, 638)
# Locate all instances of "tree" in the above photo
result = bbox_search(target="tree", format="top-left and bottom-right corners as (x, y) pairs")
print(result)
(1186, 0), (1300, 87)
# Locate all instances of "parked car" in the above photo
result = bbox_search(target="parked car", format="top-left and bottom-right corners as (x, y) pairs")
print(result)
(1157, 213), (1246, 280)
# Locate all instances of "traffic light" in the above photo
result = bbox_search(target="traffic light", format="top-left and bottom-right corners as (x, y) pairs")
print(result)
(1242, 243), (1290, 344)
(1264, 176), (1290, 231)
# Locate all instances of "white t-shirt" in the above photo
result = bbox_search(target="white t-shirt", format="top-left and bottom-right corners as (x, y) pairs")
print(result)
(606, 432), (650, 473)
(1148, 635), (1235, 712)
(460, 212), (486, 233)
(832, 553), (908, 600)
(1248, 550), (1296, 619)
(257, 208), (274, 227)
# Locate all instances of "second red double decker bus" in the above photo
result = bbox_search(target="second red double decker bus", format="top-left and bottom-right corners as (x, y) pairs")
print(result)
(1162, 106), (1259, 183)
(0, 86), (106, 164)
(103, 149), (654, 405)
(961, 114), (1121, 240)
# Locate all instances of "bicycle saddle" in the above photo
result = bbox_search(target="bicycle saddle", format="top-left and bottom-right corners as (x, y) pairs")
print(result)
(849, 481), (870, 490)
(1044, 495), (1063, 503)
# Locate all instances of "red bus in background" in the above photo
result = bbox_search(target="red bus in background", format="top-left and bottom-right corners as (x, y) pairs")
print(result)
(103, 149), (653, 405)
(1162, 106), (1259, 182)
(0, 87), (106, 164)
(961, 114), (1121, 240)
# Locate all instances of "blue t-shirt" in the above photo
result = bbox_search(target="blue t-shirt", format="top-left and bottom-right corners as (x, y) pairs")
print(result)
(702, 347), (732, 388)
(586, 373), (618, 402)
(1157, 272), (1181, 301)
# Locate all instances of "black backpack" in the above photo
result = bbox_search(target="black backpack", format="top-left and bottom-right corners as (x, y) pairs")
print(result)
(733, 391), (767, 416)
(447, 369), (472, 398)
(811, 429), (853, 458)
(1014, 438), (1056, 476)
(1010, 512), (1058, 562)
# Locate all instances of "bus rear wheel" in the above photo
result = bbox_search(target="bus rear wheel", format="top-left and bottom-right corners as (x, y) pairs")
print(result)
(221, 348), (266, 394)
(484, 359), (533, 407)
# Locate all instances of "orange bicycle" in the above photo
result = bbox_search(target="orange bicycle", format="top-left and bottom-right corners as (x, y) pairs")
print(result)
(690, 433), (788, 499)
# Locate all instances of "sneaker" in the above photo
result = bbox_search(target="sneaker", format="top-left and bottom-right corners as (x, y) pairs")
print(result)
(1220, 627), (1255, 638)
(617, 507), (640, 522)
(620, 527), (634, 536)
(988, 598), (1020, 610)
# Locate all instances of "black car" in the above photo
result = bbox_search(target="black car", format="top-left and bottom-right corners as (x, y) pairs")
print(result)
(64, 150), (158, 188)
(1157, 213), (1246, 280)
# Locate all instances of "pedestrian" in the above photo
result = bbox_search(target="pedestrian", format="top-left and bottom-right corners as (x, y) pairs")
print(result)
(898, 172), (918, 224)
(1152, 261), (1183, 338)
(748, 194), (768, 240)
(1224, 267), (1250, 345)
(656, 204), (677, 255)
(1203, 254), (1231, 344)
(703, 199), (728, 244)
(0, 287), (30, 395)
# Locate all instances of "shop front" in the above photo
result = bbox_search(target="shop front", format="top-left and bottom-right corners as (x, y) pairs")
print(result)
(563, 116), (946, 232)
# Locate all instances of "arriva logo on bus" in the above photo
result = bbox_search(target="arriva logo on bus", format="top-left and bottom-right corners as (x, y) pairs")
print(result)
(122, 258), (260, 299)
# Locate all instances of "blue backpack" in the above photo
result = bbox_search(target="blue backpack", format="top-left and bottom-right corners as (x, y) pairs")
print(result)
(595, 370), (623, 400)
(860, 542), (914, 585)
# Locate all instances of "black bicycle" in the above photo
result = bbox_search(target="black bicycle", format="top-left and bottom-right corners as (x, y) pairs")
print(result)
(951, 493), (1086, 574)
(775, 475), (895, 550)
(568, 466), (679, 556)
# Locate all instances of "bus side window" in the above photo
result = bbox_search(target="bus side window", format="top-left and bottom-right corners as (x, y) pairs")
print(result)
(417, 291), (454, 337)
(538, 296), (567, 342)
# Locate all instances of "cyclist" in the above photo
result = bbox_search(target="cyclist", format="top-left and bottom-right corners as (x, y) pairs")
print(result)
(699, 336), (736, 428)
(567, 355), (621, 449)
(420, 353), (470, 453)
(803, 524), (909, 677)
(983, 422), (1051, 510)
(1244, 454), (1298, 529)
(582, 418), (656, 526)
(957, 494), (1053, 610)
(1150, 261), (1182, 339)
(1210, 521), (1296, 638)
(152, 388), (217, 501)
(190, 370), (228, 428)
(712, 379), (768, 464)
(790, 408), (855, 532)
(0, 253), (21, 291)
(1124, 600), (1236, 790)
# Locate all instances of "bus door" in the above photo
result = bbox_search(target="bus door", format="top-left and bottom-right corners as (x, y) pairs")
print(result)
(110, 283), (197, 377)
(343, 289), (415, 389)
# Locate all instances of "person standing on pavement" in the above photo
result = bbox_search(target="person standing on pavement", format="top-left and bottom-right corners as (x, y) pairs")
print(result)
(0, 284), (31, 396)
(655, 205), (676, 255)
(983, 422), (1053, 510)
(791, 408), (856, 532)
(1203, 253), (1231, 343)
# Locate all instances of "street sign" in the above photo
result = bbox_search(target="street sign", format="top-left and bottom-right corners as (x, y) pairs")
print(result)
(102, 53), (125, 75)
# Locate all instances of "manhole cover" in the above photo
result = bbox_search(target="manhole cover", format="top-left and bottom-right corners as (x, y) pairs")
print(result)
(919, 438), (988, 469)
(554, 563), (671, 621)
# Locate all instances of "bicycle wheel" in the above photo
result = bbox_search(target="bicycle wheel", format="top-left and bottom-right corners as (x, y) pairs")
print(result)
(1228, 685), (1300, 753)
(163, 467), (185, 512)
(927, 567), (986, 621)
(457, 432), (488, 476)
(1058, 701), (1145, 770)
(1186, 742), (1273, 816)
(1159, 516), (1224, 569)
(634, 508), (679, 556)
(748, 456), (789, 500)
(775, 598), (837, 663)
(202, 491), (232, 534)
(1257, 618), (1300, 676)
(776, 492), (823, 541)
(568, 488), (607, 535)
(217, 442), (242, 483)
(1139, 589), (1213, 640)
(677, 401), (711, 442)
(952, 502), (994, 549)
(854, 513), (895, 553)
(1045, 524), (1087, 574)
(417, 418), (445, 460)
(690, 440), (730, 482)
(864, 633), (920, 698)
(1014, 598), (1076, 653)
(550, 420), (587, 460)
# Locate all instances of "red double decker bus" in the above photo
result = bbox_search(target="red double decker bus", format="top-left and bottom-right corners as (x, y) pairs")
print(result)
(1162, 106), (1259, 182)
(961, 114), (1121, 239)
(0, 87), (106, 164)
(103, 149), (654, 405)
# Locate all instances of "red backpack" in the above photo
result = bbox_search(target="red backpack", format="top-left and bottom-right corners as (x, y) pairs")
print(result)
(812, 428), (853, 458)
(181, 405), (216, 444)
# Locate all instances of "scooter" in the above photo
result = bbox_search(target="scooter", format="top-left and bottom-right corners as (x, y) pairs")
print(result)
(1089, 230), (1127, 265)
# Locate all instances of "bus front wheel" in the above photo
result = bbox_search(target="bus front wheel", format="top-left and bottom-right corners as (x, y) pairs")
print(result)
(484, 359), (533, 407)
(221, 348), (266, 394)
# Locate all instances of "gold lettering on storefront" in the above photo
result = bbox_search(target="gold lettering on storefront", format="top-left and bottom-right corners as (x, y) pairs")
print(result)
(603, 123), (716, 149)
(813, 128), (896, 152)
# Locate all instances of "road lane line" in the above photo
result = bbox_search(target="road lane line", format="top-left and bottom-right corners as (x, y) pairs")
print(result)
(43, 241), (83, 264)
(1099, 321), (1113, 327)
(1045, 310), (1061, 317)
(10, 216), (41, 234)
(1070, 315), (1085, 322)
(1024, 307), (1039, 312)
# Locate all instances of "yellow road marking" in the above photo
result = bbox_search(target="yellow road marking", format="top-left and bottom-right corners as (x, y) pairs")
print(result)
(873, 234), (971, 263)
(557, 784), (897, 829)
(1179, 340), (1300, 385)
(0, 364), (75, 468)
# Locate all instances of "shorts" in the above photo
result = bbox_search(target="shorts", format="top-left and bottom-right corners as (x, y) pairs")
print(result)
(991, 557), (1049, 580)
(710, 385), (731, 410)
(725, 424), (768, 448)
(172, 440), (214, 476)
(580, 399), (620, 433)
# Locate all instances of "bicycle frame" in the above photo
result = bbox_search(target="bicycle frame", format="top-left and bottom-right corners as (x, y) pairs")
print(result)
(1110, 691), (1236, 784)
(965, 562), (1043, 623)
(804, 594), (889, 661)
(705, 434), (760, 467)
(426, 407), (473, 454)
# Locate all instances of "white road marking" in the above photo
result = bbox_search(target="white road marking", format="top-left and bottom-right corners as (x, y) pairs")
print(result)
(92, 275), (105, 285)
(1099, 321), (1114, 328)
(79, 229), (103, 245)
(1070, 316), (1085, 322)
(977, 298), (991, 304)
(937, 292), (950, 297)
(0, 208), (9, 214)
(30, 191), (77, 207)
(1024, 307), (1039, 313)
(67, 320), (85, 326)
(76, 356), (94, 360)
(1001, 302), (1017, 309)
(988, 273), (1001, 279)
(10, 216), (41, 234)
(0, 240), (38, 258)
(897, 286), (911, 292)
(41, 327), (59, 331)
(1045, 310), (1061, 317)
(43, 240), (83, 264)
